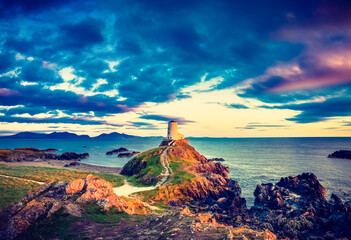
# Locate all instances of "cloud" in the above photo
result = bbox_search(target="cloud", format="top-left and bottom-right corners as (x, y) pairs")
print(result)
(0, 0), (75, 17)
(261, 95), (351, 123)
(236, 123), (289, 130)
(59, 18), (105, 50)
(1, 0), (351, 130)
(224, 103), (248, 109)
(0, 114), (121, 126)
(139, 114), (195, 125)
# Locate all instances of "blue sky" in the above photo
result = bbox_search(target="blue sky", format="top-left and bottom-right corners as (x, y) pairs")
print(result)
(1, 0), (351, 137)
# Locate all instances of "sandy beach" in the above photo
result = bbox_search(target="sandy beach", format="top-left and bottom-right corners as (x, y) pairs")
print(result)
(0, 160), (122, 175)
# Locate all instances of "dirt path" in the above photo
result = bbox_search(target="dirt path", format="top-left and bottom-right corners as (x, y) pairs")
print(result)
(158, 147), (173, 186)
(0, 174), (44, 185)
(113, 145), (173, 197)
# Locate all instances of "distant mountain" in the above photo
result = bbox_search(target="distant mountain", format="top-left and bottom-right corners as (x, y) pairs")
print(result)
(0, 131), (163, 140)
(0, 131), (90, 139)
(93, 132), (141, 140)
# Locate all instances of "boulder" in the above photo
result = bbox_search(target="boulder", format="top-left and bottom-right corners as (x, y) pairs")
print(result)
(58, 152), (89, 160)
(106, 147), (129, 155)
(64, 161), (80, 167)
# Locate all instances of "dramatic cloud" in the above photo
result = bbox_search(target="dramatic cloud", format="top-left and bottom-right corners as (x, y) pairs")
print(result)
(0, 0), (351, 134)
(139, 115), (195, 125)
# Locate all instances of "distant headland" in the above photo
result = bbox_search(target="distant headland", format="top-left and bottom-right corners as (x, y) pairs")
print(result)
(0, 131), (162, 140)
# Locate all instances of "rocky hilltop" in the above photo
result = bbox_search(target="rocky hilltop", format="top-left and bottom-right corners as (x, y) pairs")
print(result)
(1, 140), (350, 239)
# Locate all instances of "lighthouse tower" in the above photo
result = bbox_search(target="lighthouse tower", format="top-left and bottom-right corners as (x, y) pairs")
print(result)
(167, 120), (184, 140)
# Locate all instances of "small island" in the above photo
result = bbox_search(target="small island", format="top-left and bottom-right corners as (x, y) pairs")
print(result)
(328, 150), (351, 159)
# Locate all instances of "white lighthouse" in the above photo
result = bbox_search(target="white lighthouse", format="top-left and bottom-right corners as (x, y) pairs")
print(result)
(167, 120), (184, 140)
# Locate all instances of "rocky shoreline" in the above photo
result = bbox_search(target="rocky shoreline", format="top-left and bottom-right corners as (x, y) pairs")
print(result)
(0, 141), (350, 239)
(0, 147), (89, 162)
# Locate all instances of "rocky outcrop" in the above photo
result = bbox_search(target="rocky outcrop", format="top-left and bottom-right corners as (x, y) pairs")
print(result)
(251, 173), (351, 239)
(117, 151), (140, 158)
(73, 175), (136, 214)
(1, 175), (149, 240)
(58, 152), (89, 160)
(0, 148), (89, 162)
(41, 148), (58, 152)
(169, 140), (207, 163)
(188, 161), (230, 177)
(64, 161), (80, 167)
(153, 160), (246, 216)
(208, 157), (225, 161)
(106, 147), (128, 155)
(120, 156), (147, 176)
(227, 226), (277, 240)
(328, 150), (351, 159)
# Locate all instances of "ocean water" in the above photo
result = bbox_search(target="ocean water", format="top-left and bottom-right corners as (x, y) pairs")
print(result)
(1, 137), (350, 206)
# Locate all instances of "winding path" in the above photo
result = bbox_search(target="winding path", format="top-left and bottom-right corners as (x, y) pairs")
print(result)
(113, 145), (173, 197)
(0, 174), (44, 185)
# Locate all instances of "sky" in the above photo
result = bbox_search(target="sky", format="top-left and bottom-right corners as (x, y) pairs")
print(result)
(0, 0), (351, 137)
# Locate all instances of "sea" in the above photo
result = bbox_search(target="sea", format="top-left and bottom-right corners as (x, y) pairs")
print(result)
(1, 137), (351, 206)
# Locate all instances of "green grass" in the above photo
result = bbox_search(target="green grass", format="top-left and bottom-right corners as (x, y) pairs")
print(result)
(169, 161), (182, 172)
(0, 164), (124, 187)
(138, 155), (163, 177)
(134, 188), (159, 201)
(170, 171), (195, 185)
(17, 209), (82, 240)
(93, 173), (124, 187)
(123, 147), (164, 186)
(0, 176), (40, 209)
(85, 204), (130, 223)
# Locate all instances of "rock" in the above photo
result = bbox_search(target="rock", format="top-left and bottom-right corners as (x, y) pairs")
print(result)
(208, 157), (225, 161)
(0, 148), (89, 162)
(64, 203), (82, 217)
(41, 148), (58, 152)
(328, 150), (351, 159)
(106, 147), (129, 155)
(58, 152), (89, 160)
(227, 226), (277, 240)
(330, 193), (348, 212)
(180, 206), (195, 216)
(0, 148), (58, 162)
(66, 178), (86, 194)
(277, 172), (327, 202)
(64, 161), (80, 167)
(188, 161), (229, 177)
(117, 151), (140, 158)
(254, 183), (285, 209)
(14, 147), (40, 151)
(76, 175), (144, 214)
(3, 194), (61, 240)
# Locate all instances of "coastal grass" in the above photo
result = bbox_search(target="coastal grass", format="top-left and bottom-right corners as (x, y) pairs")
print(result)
(134, 188), (159, 201)
(85, 204), (130, 224)
(0, 176), (40, 209)
(169, 160), (195, 185)
(123, 147), (164, 186)
(0, 164), (124, 187)
(170, 171), (195, 185)
(0, 164), (124, 209)
(17, 209), (82, 240)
